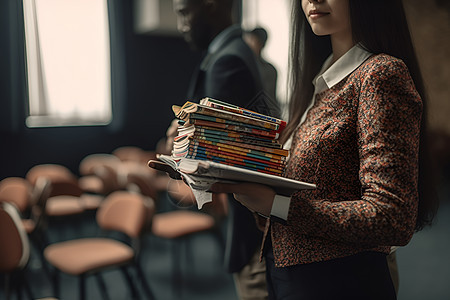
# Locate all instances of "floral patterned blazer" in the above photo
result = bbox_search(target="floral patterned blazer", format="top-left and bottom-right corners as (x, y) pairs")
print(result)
(265, 53), (422, 268)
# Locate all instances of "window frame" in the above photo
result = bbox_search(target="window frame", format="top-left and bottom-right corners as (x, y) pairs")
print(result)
(20, 0), (126, 129)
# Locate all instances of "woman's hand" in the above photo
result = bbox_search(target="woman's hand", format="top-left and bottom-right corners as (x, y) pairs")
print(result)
(210, 182), (276, 217)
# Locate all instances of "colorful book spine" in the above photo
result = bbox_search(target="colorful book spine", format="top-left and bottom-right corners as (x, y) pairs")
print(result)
(190, 113), (271, 131)
(175, 124), (282, 149)
(188, 143), (285, 167)
(192, 132), (281, 150)
(172, 140), (285, 167)
(174, 125), (282, 153)
(177, 101), (281, 131)
(186, 152), (283, 175)
(188, 146), (282, 170)
(194, 124), (268, 138)
(194, 125), (281, 143)
(189, 119), (280, 140)
(200, 97), (287, 130)
(191, 134), (288, 157)
(191, 137), (287, 161)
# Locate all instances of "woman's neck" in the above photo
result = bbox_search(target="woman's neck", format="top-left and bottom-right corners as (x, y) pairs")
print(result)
(330, 31), (355, 64)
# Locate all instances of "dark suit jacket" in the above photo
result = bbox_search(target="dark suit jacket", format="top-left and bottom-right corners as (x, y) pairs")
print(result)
(187, 26), (270, 273)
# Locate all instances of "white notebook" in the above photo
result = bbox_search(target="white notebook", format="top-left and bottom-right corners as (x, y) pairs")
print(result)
(155, 154), (316, 197)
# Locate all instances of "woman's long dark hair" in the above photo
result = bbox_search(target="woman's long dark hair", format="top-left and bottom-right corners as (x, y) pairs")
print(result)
(283, 0), (438, 231)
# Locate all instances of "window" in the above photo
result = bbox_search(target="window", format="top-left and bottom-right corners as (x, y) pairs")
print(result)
(242, 0), (291, 118)
(23, 0), (112, 127)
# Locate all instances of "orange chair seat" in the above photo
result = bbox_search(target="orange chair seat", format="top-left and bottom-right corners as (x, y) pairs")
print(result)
(152, 210), (215, 239)
(45, 196), (84, 216)
(44, 238), (134, 275)
(80, 194), (104, 210)
(78, 176), (104, 194)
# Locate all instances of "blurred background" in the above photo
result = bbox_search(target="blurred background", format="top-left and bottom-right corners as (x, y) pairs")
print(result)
(0, 0), (449, 299)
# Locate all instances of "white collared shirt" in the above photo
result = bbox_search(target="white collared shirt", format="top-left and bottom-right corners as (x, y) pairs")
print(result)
(314, 44), (373, 94)
(273, 44), (373, 221)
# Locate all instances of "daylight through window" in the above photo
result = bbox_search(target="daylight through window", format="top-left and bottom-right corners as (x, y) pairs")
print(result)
(23, 0), (112, 127)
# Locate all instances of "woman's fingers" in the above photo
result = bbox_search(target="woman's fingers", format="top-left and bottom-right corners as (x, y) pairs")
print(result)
(210, 182), (276, 216)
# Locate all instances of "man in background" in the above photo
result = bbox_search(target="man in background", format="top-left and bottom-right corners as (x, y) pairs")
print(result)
(244, 27), (278, 103)
(166, 0), (277, 299)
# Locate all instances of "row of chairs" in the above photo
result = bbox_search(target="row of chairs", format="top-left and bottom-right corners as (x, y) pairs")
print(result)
(77, 146), (229, 298)
(0, 188), (155, 300)
(0, 145), (229, 299)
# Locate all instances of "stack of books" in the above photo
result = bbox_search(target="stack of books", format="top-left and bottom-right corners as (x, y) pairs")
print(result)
(170, 97), (288, 176)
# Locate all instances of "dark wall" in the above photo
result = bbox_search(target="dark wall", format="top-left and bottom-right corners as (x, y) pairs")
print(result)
(0, 0), (202, 179)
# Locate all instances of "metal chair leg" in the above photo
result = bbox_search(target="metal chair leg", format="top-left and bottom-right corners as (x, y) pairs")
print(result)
(95, 273), (110, 300)
(135, 263), (156, 300)
(172, 238), (183, 299)
(79, 274), (86, 300)
(52, 268), (60, 298)
(4, 273), (11, 300)
(185, 237), (194, 266)
(21, 272), (34, 300)
(16, 279), (22, 300)
(121, 266), (140, 300)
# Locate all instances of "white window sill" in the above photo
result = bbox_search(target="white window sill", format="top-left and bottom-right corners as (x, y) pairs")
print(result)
(26, 115), (112, 128)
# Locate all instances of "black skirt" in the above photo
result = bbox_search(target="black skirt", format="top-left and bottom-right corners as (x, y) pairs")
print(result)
(264, 236), (397, 300)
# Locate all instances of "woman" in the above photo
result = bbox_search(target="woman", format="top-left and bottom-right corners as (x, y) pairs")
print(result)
(210, 0), (438, 298)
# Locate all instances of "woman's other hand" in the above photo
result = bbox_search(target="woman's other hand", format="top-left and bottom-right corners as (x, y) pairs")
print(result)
(210, 182), (275, 217)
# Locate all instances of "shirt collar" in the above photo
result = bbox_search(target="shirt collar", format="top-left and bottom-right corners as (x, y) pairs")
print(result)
(313, 44), (372, 94)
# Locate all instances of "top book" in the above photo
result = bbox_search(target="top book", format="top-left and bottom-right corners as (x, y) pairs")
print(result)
(201, 97), (287, 128)
(173, 97), (287, 133)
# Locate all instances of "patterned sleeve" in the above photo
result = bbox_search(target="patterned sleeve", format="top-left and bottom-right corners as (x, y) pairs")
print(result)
(289, 58), (422, 247)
